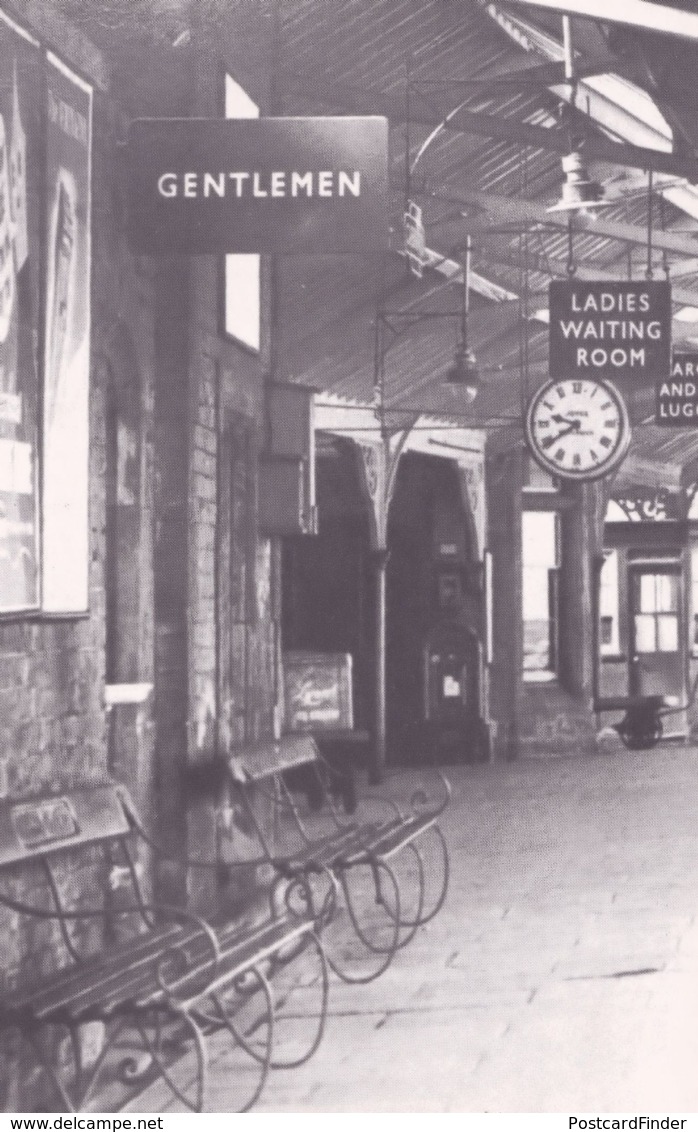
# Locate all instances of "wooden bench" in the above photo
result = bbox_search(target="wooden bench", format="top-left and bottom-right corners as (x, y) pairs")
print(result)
(223, 734), (451, 985)
(0, 782), (328, 1113)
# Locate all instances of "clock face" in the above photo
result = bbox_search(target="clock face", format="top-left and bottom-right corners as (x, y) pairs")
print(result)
(525, 378), (630, 481)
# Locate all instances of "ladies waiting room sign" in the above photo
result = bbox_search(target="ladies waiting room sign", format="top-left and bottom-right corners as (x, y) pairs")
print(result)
(548, 280), (672, 380)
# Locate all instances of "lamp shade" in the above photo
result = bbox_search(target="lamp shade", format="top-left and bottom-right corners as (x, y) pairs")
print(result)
(443, 346), (480, 402)
(547, 152), (607, 215)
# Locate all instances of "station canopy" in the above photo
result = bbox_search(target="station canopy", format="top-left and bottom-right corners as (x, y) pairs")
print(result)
(272, 0), (698, 492)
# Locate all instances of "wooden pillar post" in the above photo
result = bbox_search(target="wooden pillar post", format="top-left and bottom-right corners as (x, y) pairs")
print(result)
(371, 546), (390, 784)
(354, 433), (408, 783)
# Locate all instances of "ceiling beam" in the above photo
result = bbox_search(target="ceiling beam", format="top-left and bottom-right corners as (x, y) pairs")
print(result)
(282, 74), (698, 179)
(497, 0), (698, 42)
(410, 56), (622, 90)
(417, 183), (698, 259)
(472, 244), (698, 307)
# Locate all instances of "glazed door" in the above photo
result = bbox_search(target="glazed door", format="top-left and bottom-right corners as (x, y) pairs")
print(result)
(628, 567), (683, 699)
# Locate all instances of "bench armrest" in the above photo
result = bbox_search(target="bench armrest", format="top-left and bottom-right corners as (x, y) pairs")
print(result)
(0, 889), (222, 978)
(358, 770), (452, 823)
(117, 786), (273, 871)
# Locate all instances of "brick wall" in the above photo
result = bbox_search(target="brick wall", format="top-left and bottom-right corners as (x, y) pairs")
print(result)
(0, 3), (160, 1109)
(0, 0), (288, 1104)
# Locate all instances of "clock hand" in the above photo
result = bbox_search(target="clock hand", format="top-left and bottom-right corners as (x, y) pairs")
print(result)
(550, 413), (580, 427)
(549, 419), (582, 443)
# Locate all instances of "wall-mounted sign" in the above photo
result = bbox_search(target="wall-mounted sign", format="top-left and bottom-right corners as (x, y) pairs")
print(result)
(283, 650), (354, 732)
(656, 353), (698, 425)
(127, 116), (389, 255)
(549, 281), (671, 381)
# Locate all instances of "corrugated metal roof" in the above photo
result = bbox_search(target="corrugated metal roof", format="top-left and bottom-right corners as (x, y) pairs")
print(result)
(275, 0), (698, 476)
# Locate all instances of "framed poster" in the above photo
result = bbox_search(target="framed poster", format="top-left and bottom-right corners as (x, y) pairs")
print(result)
(41, 52), (92, 613)
(0, 16), (41, 612)
(282, 650), (354, 732)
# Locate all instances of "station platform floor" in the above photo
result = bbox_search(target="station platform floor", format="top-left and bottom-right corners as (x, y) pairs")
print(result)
(133, 742), (698, 1113)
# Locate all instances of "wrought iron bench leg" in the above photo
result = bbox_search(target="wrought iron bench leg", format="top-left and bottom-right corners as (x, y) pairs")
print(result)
(326, 859), (401, 983)
(23, 1006), (209, 1114)
(199, 965), (275, 1113)
(407, 824), (450, 926)
(378, 841), (425, 947)
(265, 931), (330, 1069)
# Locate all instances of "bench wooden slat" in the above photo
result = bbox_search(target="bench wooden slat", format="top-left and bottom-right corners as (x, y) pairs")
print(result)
(5, 921), (194, 1021)
(9, 905), (316, 1028)
(0, 777), (328, 1114)
(229, 735), (319, 784)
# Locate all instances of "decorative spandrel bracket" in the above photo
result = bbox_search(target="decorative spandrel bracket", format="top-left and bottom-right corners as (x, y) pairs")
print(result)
(455, 458), (485, 563)
(355, 431), (412, 551)
(611, 486), (679, 522)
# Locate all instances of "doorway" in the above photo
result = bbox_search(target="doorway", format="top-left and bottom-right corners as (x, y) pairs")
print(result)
(628, 566), (683, 700)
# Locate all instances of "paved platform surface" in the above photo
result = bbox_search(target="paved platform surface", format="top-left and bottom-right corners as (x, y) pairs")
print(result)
(137, 745), (698, 1113)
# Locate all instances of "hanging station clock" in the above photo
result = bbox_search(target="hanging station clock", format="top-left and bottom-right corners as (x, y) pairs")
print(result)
(525, 377), (631, 481)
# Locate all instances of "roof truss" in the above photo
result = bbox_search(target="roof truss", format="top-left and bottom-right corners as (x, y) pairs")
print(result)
(282, 74), (698, 179)
(499, 0), (698, 42)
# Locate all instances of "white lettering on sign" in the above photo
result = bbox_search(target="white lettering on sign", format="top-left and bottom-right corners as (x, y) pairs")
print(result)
(550, 282), (670, 379)
(571, 292), (651, 313)
(559, 290), (662, 371)
(672, 358), (697, 378)
(655, 354), (698, 426)
(658, 401), (698, 419)
(574, 347), (647, 368)
(659, 382), (698, 397)
(559, 320), (661, 340)
(156, 169), (362, 200)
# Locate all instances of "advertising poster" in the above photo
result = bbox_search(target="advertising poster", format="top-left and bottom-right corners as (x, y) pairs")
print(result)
(42, 53), (92, 613)
(0, 21), (40, 612)
(283, 650), (354, 731)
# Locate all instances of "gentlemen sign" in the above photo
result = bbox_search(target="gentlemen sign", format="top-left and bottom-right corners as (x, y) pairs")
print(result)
(656, 353), (698, 424)
(126, 116), (389, 254)
(548, 281), (671, 380)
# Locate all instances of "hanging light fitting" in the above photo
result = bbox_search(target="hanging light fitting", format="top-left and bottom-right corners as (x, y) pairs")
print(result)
(547, 151), (608, 217)
(443, 235), (480, 401)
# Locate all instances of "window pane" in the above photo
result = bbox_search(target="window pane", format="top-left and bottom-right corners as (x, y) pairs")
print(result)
(657, 614), (678, 652)
(225, 75), (260, 351)
(656, 574), (678, 612)
(224, 254), (260, 350)
(634, 614), (656, 653)
(639, 573), (657, 613)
